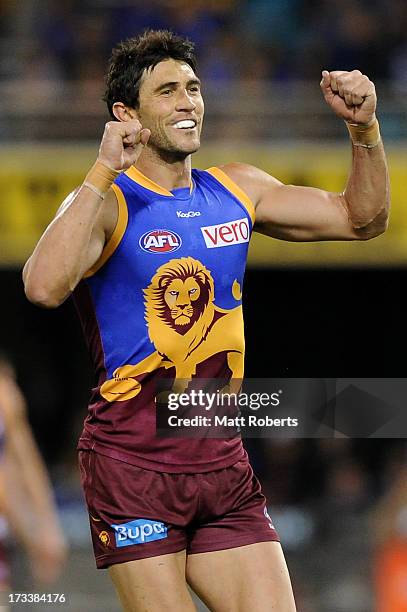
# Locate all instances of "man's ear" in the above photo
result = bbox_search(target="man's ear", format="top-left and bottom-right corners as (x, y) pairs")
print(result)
(112, 102), (138, 122)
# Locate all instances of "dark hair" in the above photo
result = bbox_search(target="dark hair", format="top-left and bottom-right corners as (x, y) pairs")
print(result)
(103, 30), (198, 119)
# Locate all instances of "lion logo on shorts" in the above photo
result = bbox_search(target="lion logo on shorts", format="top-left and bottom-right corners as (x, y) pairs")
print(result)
(100, 257), (244, 401)
(99, 531), (110, 547)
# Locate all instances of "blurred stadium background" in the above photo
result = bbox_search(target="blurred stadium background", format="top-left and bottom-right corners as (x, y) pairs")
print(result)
(1, 1), (407, 610)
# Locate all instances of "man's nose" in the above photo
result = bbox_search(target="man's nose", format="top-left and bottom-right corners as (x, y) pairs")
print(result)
(175, 90), (196, 111)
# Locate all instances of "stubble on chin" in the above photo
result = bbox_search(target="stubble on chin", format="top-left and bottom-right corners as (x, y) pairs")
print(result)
(148, 131), (200, 162)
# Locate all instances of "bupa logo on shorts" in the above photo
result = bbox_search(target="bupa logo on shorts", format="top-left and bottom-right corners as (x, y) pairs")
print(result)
(176, 210), (201, 218)
(111, 519), (168, 548)
(139, 229), (182, 253)
(201, 217), (250, 249)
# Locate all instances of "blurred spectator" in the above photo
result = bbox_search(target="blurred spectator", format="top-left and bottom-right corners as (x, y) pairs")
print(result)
(35, 2), (79, 80)
(107, 2), (169, 52)
(199, 29), (241, 83)
(371, 455), (407, 612)
(1, 0), (406, 100)
(0, 353), (67, 591)
(327, 3), (389, 79)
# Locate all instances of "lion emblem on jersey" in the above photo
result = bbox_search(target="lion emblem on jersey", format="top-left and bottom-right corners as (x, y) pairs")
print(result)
(144, 257), (216, 356)
(100, 257), (244, 401)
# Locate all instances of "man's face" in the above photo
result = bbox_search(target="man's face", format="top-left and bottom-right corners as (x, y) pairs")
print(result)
(136, 59), (204, 159)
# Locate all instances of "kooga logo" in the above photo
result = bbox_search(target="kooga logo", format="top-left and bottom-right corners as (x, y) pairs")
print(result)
(177, 210), (201, 218)
(111, 518), (168, 547)
(201, 217), (250, 248)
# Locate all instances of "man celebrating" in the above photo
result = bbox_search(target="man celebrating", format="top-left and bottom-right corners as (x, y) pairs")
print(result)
(23, 30), (389, 612)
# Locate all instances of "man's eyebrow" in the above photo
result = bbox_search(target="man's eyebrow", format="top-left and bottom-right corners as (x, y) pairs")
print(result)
(153, 78), (201, 93)
(188, 78), (201, 87)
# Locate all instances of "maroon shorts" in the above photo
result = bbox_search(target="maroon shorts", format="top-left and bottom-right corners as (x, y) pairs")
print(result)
(78, 450), (279, 569)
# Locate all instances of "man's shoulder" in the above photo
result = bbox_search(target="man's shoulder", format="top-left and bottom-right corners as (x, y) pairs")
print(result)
(216, 162), (276, 189)
(195, 163), (281, 208)
(212, 163), (280, 209)
(196, 162), (261, 191)
(215, 162), (258, 182)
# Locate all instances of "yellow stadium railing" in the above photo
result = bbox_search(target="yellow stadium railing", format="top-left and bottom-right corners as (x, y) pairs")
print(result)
(0, 144), (405, 266)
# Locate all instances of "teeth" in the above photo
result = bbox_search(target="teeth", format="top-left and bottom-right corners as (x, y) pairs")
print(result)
(173, 120), (195, 129)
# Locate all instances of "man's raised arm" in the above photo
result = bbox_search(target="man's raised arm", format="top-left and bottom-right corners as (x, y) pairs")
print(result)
(220, 70), (389, 242)
(23, 119), (150, 308)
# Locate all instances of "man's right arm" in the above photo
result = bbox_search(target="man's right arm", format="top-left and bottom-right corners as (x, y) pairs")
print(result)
(23, 185), (115, 308)
(23, 119), (150, 308)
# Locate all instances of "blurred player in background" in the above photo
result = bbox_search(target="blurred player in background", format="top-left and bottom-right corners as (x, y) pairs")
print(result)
(23, 30), (389, 612)
(0, 354), (67, 597)
(372, 461), (407, 612)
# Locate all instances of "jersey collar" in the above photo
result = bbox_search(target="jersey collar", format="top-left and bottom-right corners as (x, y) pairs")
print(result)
(125, 166), (194, 197)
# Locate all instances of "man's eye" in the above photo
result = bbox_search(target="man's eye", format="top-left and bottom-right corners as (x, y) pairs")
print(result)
(161, 89), (172, 95)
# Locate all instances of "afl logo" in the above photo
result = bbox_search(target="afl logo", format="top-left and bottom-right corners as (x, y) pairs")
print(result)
(139, 229), (182, 254)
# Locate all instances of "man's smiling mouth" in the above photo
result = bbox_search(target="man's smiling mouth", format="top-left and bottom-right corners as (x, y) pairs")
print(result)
(172, 119), (197, 130)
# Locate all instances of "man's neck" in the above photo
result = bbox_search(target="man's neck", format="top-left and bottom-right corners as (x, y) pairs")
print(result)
(135, 147), (192, 191)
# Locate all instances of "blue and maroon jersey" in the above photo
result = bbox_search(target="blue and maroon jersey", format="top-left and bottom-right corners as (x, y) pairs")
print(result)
(74, 165), (256, 472)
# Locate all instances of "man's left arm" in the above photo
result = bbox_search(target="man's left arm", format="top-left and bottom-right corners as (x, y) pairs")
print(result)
(220, 70), (390, 242)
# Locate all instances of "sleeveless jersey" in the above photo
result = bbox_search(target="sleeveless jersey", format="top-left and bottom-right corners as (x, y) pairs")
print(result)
(74, 165), (255, 472)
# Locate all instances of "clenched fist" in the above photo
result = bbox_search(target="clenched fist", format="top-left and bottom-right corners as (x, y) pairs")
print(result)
(97, 119), (151, 172)
(320, 70), (376, 126)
